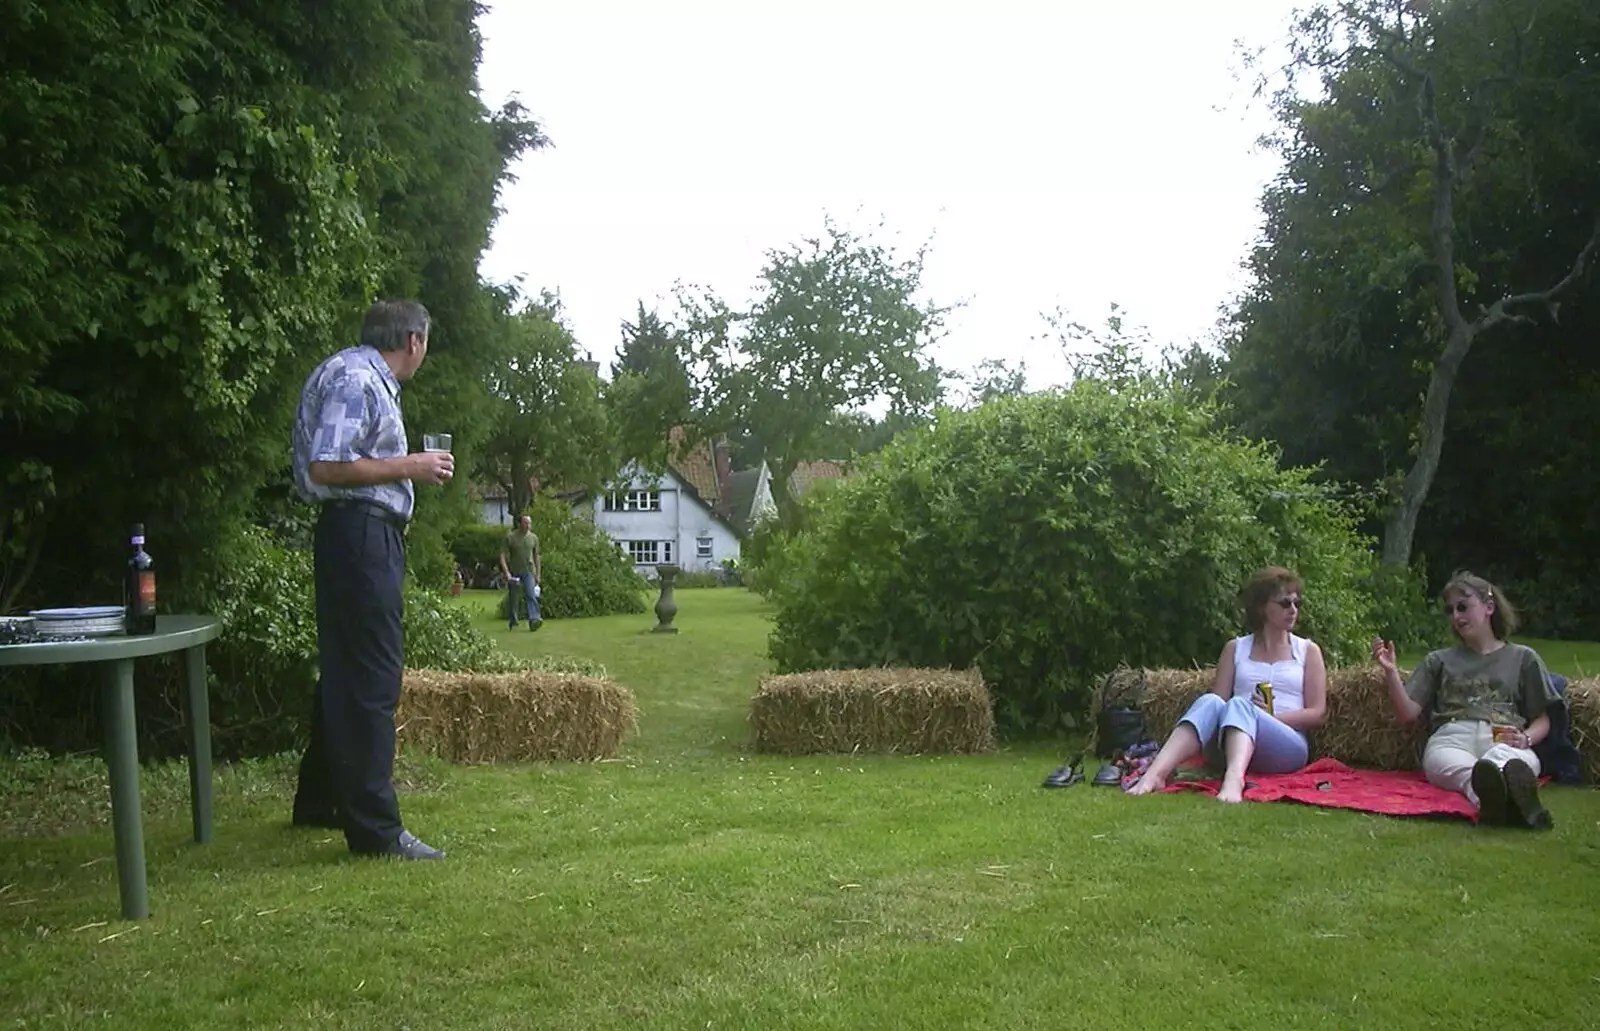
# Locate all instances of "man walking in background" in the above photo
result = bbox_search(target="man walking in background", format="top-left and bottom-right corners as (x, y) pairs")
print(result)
(500, 513), (542, 631)
(290, 298), (451, 861)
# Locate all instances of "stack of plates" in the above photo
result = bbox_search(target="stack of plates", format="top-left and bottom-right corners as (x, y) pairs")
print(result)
(29, 606), (127, 639)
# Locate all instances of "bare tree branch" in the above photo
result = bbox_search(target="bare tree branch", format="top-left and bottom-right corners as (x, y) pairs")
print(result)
(1477, 215), (1600, 332)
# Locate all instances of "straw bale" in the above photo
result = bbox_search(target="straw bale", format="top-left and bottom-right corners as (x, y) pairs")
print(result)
(1100, 664), (1429, 770)
(1566, 677), (1600, 784)
(1314, 667), (1429, 771)
(750, 667), (996, 755)
(397, 668), (637, 763)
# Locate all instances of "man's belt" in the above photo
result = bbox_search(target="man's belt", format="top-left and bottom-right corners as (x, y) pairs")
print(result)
(321, 498), (408, 533)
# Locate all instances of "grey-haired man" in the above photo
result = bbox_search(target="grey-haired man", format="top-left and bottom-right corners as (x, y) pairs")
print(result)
(289, 299), (452, 860)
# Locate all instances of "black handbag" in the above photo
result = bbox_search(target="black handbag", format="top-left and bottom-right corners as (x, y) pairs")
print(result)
(1093, 665), (1149, 759)
(1095, 705), (1147, 759)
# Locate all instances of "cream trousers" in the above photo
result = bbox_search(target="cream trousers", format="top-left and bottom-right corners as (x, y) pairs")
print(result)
(1423, 719), (1541, 806)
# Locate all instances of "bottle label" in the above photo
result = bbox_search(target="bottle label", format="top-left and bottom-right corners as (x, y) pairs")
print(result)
(131, 536), (145, 547)
(138, 571), (156, 612)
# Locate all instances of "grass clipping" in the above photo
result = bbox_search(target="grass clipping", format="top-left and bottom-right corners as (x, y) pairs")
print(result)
(750, 668), (996, 756)
(397, 669), (637, 763)
(1112, 666), (1430, 771)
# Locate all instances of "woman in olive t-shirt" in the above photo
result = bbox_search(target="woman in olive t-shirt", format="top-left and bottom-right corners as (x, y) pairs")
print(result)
(1371, 571), (1559, 830)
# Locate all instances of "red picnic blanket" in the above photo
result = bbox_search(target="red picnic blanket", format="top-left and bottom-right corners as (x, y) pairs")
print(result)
(1164, 757), (1479, 822)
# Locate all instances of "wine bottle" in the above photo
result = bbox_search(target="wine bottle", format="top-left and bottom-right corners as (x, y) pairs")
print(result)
(124, 523), (157, 635)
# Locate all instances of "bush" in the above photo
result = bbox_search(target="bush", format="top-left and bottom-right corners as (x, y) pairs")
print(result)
(741, 520), (789, 598)
(671, 570), (724, 589)
(765, 379), (1379, 734)
(465, 496), (648, 620)
(1364, 561), (1440, 653)
(405, 520), (459, 594)
(451, 524), (508, 571)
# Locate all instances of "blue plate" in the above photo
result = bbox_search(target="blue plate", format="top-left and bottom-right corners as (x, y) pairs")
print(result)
(29, 606), (126, 620)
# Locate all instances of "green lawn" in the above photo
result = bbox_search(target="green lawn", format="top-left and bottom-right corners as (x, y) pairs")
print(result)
(2, 589), (1598, 1029)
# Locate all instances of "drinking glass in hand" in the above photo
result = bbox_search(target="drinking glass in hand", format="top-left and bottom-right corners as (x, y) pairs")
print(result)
(422, 433), (452, 454)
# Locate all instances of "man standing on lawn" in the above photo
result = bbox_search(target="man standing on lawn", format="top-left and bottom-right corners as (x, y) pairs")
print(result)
(500, 513), (542, 631)
(289, 298), (450, 861)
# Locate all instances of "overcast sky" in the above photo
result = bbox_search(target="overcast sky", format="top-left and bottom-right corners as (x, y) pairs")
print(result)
(476, 1), (1300, 393)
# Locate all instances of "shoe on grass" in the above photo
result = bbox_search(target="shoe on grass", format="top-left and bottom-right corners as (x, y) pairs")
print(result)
(1471, 759), (1508, 826)
(1502, 758), (1553, 830)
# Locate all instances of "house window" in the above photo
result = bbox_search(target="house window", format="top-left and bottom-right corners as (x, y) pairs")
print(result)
(624, 540), (674, 565)
(696, 536), (713, 559)
(604, 490), (661, 512)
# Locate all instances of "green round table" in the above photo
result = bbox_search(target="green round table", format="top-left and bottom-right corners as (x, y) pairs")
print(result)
(0, 615), (220, 919)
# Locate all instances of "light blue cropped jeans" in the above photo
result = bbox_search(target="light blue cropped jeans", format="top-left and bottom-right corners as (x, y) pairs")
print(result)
(1178, 693), (1308, 773)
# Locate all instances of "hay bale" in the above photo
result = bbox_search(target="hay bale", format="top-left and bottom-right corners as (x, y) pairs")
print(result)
(750, 668), (996, 755)
(1314, 667), (1428, 771)
(397, 668), (637, 763)
(1567, 677), (1600, 784)
(1101, 665), (1429, 770)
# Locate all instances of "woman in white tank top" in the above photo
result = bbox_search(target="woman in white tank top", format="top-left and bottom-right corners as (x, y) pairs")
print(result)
(1128, 567), (1328, 802)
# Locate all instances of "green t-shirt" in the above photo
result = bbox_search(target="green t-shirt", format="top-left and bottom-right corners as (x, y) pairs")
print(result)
(502, 530), (540, 576)
(1403, 642), (1557, 732)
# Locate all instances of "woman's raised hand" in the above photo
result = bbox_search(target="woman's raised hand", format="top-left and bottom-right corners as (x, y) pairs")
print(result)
(1370, 636), (1397, 673)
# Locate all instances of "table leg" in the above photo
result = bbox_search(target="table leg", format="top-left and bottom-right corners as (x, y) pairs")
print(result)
(183, 644), (213, 844)
(100, 659), (148, 920)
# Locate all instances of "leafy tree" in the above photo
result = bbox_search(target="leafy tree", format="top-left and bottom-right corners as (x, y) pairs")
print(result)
(958, 358), (1029, 407)
(0, 0), (548, 612)
(1233, 0), (1600, 568)
(681, 220), (948, 529)
(0, 1), (385, 610)
(606, 303), (696, 472)
(478, 298), (614, 517)
(728, 409), (931, 474)
(0, 0), (551, 754)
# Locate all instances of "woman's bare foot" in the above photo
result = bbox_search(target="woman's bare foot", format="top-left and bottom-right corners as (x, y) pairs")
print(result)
(1216, 775), (1245, 804)
(1126, 771), (1167, 796)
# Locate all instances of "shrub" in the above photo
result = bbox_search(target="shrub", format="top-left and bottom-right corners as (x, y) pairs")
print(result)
(670, 569), (723, 589)
(404, 520), (460, 594)
(451, 524), (507, 573)
(765, 379), (1378, 734)
(1364, 561), (1440, 653)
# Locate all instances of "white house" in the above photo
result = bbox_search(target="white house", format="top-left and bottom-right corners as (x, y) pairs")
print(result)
(572, 439), (773, 574)
(478, 434), (815, 577)
(574, 468), (735, 575)
(478, 483), (512, 526)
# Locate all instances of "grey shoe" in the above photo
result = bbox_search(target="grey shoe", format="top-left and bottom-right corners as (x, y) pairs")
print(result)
(378, 830), (446, 860)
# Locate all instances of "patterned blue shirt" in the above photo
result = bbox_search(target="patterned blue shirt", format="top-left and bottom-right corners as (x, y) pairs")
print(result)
(293, 346), (413, 520)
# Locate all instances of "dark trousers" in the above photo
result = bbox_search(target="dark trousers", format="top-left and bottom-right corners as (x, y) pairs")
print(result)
(294, 504), (406, 852)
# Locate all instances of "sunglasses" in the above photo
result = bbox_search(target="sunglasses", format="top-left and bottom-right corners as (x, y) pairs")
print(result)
(1443, 600), (1475, 616)
(1272, 597), (1302, 610)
